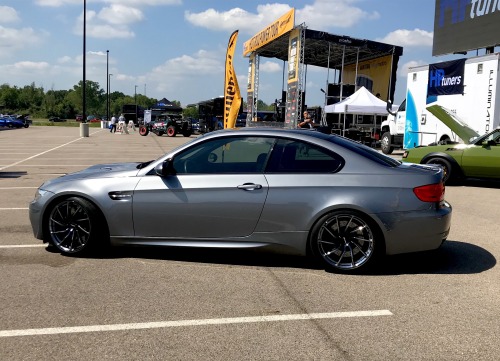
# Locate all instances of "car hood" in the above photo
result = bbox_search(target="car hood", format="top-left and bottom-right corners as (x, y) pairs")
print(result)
(41, 162), (143, 187)
(426, 105), (479, 144)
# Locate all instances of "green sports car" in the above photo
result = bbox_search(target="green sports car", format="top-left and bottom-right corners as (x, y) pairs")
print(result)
(403, 126), (500, 184)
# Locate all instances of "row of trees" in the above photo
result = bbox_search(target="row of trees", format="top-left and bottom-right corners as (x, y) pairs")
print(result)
(0, 81), (275, 120)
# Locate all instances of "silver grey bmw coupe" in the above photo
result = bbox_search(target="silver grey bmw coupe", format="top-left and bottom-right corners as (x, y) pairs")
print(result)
(29, 128), (452, 273)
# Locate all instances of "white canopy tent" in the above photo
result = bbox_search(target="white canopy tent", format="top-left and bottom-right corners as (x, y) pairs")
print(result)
(324, 86), (396, 137)
(324, 86), (390, 115)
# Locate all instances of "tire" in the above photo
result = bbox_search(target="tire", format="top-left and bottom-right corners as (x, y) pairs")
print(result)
(156, 131), (164, 136)
(44, 197), (107, 255)
(309, 210), (382, 273)
(24, 124), (29, 128)
(139, 125), (149, 136)
(167, 125), (176, 137)
(182, 129), (192, 137)
(424, 157), (454, 184)
(380, 132), (394, 154)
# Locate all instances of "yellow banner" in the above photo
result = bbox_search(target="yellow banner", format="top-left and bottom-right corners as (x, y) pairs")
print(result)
(343, 55), (393, 100)
(224, 30), (242, 129)
(243, 8), (295, 56)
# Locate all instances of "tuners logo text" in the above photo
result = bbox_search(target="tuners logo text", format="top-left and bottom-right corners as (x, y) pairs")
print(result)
(429, 69), (462, 88)
(437, 0), (500, 27)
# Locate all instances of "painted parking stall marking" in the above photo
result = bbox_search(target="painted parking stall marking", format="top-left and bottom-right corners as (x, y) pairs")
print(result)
(0, 310), (393, 338)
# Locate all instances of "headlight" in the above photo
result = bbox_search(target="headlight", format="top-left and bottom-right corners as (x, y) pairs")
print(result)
(33, 188), (50, 202)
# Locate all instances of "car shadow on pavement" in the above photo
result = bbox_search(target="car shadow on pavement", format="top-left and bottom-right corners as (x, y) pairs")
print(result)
(51, 239), (496, 275)
(369, 240), (496, 276)
(0, 171), (27, 178)
(81, 246), (323, 271)
(447, 178), (500, 189)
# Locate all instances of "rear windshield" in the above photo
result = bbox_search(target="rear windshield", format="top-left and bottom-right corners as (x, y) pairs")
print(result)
(321, 133), (402, 167)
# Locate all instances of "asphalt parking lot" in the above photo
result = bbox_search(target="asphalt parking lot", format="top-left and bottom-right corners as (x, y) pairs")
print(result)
(1, 125), (499, 360)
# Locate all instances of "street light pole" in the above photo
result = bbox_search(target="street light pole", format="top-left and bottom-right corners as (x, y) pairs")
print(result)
(135, 85), (138, 124)
(82, 0), (87, 124)
(108, 73), (113, 117)
(106, 50), (109, 122)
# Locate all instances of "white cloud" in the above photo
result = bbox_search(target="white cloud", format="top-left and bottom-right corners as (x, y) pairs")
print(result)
(143, 50), (223, 99)
(35, 0), (181, 7)
(98, 5), (144, 26)
(399, 60), (427, 77)
(185, 8), (263, 34)
(73, 10), (136, 38)
(377, 29), (433, 47)
(150, 50), (222, 78)
(260, 61), (282, 73)
(0, 6), (20, 23)
(35, 0), (81, 6)
(0, 26), (46, 54)
(185, 0), (379, 34)
(296, 0), (379, 29)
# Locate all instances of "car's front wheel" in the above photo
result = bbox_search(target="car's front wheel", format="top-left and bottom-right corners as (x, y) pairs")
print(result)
(310, 210), (381, 273)
(44, 197), (107, 255)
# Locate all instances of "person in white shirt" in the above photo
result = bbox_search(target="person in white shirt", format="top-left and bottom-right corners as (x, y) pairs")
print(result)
(109, 115), (117, 133)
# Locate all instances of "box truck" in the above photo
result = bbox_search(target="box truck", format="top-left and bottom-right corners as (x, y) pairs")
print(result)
(380, 53), (500, 154)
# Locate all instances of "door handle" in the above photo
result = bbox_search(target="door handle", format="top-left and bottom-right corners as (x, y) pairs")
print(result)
(237, 183), (262, 191)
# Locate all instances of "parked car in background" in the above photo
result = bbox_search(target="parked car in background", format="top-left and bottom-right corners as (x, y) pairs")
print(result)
(49, 116), (67, 122)
(403, 127), (500, 184)
(29, 128), (452, 273)
(86, 115), (101, 123)
(0, 115), (26, 128)
(76, 115), (83, 121)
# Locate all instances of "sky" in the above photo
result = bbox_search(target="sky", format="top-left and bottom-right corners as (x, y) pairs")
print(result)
(0, 0), (497, 108)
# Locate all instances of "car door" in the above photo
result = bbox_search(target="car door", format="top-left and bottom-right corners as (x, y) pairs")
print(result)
(460, 131), (500, 178)
(132, 136), (274, 238)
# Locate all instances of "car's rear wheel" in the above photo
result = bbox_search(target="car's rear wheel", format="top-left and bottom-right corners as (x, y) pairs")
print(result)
(45, 197), (106, 255)
(167, 125), (176, 137)
(425, 157), (453, 183)
(310, 210), (381, 273)
(139, 125), (149, 136)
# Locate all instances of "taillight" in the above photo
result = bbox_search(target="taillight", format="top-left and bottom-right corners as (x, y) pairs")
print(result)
(413, 183), (445, 202)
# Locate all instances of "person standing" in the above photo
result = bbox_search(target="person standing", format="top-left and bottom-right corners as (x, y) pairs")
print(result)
(298, 111), (314, 128)
(110, 115), (117, 133)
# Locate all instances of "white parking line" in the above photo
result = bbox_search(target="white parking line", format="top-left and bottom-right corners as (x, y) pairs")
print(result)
(0, 137), (84, 171)
(0, 244), (46, 249)
(0, 310), (392, 338)
(0, 187), (38, 189)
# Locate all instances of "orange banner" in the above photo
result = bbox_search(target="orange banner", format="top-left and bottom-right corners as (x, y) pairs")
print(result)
(243, 9), (295, 56)
(224, 30), (242, 129)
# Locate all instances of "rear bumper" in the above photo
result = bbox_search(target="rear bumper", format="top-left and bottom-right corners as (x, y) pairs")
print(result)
(380, 201), (452, 255)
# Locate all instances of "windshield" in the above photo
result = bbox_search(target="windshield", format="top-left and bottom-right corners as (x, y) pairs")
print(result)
(471, 128), (500, 145)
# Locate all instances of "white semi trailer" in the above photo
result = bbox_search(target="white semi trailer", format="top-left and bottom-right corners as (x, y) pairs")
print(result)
(381, 53), (500, 154)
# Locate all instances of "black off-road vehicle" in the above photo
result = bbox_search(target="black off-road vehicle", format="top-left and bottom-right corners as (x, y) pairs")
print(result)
(139, 114), (193, 137)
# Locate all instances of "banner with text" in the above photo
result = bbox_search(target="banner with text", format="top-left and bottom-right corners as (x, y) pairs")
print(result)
(427, 59), (466, 97)
(224, 30), (242, 129)
(243, 9), (295, 56)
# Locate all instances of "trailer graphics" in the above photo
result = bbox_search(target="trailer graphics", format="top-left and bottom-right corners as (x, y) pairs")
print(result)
(381, 53), (500, 154)
(428, 59), (466, 96)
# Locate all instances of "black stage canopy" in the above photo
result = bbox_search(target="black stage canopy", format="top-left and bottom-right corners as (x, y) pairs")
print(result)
(256, 29), (403, 69)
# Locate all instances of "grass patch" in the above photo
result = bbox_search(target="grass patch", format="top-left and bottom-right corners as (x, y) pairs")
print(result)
(31, 119), (103, 127)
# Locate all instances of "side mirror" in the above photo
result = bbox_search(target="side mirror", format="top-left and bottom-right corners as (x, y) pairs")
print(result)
(154, 158), (175, 177)
(386, 100), (397, 116)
